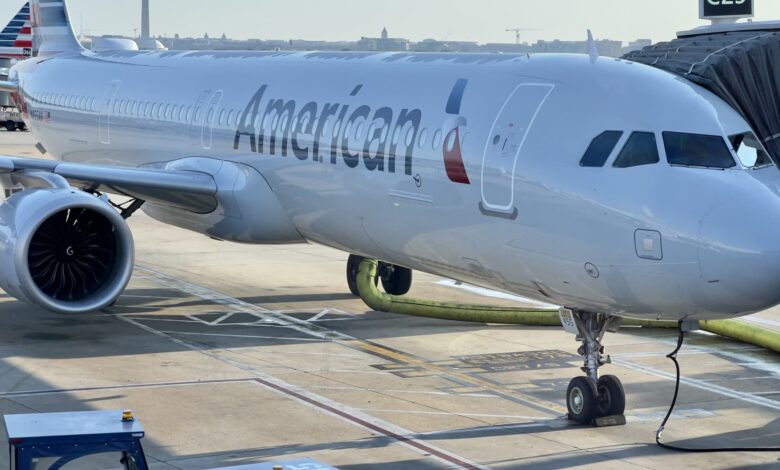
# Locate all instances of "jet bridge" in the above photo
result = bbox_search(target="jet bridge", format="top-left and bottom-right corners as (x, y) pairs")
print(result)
(623, 21), (780, 166)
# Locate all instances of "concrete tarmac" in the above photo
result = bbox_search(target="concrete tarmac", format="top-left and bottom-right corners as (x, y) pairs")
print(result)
(1, 130), (779, 469)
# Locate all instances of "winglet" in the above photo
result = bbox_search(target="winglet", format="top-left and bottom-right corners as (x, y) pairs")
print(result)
(587, 29), (600, 62)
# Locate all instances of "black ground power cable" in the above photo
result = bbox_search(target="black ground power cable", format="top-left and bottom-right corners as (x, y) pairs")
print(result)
(656, 324), (780, 452)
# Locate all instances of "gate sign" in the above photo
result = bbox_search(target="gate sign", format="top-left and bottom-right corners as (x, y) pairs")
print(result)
(700, 0), (754, 19)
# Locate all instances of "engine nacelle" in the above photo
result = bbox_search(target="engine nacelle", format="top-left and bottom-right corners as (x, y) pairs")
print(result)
(0, 187), (134, 313)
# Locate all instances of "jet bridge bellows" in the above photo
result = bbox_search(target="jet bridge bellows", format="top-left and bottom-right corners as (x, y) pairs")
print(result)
(623, 27), (780, 166)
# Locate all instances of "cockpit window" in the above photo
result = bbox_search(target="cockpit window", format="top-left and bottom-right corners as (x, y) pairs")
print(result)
(663, 132), (735, 169)
(613, 132), (659, 168)
(729, 132), (773, 168)
(580, 131), (623, 167)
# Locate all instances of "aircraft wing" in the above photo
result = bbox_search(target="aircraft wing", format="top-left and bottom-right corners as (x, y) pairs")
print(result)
(0, 156), (218, 213)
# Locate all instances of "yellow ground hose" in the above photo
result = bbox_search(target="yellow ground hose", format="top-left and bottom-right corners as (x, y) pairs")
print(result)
(356, 258), (780, 354)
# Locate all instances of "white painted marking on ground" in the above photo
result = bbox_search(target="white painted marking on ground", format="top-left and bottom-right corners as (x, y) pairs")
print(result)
(120, 294), (179, 300)
(211, 312), (236, 325)
(330, 369), (395, 375)
(625, 409), (716, 423)
(162, 331), (322, 342)
(185, 314), (216, 325)
(613, 358), (780, 412)
(435, 280), (559, 309)
(117, 290), (490, 470)
(111, 305), (159, 310)
(308, 309), (331, 322)
(742, 316), (780, 329)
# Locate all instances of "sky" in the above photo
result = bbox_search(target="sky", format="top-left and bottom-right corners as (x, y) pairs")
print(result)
(3, 0), (780, 44)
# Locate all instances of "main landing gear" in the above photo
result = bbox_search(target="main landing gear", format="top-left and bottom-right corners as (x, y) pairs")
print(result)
(347, 255), (413, 297)
(560, 309), (626, 426)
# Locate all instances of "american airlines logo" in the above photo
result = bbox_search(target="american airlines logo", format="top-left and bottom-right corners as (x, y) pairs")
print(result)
(234, 80), (472, 183)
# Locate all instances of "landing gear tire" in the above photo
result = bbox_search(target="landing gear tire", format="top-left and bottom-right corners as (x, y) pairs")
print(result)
(596, 375), (626, 417)
(559, 309), (627, 426)
(567, 376), (599, 424)
(4, 121), (15, 132)
(346, 255), (377, 296)
(379, 264), (413, 296)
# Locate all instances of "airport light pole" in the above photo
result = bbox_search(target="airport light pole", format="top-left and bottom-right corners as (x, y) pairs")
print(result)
(141, 0), (150, 39)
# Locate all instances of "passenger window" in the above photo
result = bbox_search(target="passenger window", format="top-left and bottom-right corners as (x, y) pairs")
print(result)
(580, 131), (623, 167)
(432, 129), (442, 150)
(613, 132), (659, 168)
(730, 132), (773, 168)
(418, 128), (428, 148)
(663, 132), (735, 169)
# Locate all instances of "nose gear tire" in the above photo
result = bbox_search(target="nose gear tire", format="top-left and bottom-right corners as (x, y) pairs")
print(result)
(567, 376), (599, 424)
(596, 374), (626, 417)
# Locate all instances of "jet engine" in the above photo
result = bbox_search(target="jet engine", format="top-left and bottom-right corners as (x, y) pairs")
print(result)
(0, 185), (134, 314)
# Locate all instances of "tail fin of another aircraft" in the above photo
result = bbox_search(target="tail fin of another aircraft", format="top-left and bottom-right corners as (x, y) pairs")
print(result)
(30, 0), (82, 55)
(0, 2), (32, 60)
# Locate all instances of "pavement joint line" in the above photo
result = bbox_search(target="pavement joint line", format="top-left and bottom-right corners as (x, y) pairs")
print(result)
(0, 378), (258, 398)
(312, 386), (498, 398)
(116, 305), (491, 470)
(354, 408), (550, 420)
(612, 358), (780, 412)
(134, 265), (567, 416)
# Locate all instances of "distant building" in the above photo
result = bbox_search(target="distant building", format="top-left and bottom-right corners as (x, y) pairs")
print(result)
(413, 39), (480, 53)
(358, 28), (409, 52)
(82, 29), (648, 59)
(622, 39), (653, 55)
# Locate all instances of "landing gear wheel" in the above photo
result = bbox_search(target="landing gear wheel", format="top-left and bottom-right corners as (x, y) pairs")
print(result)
(567, 376), (599, 424)
(379, 263), (413, 296)
(5, 121), (16, 132)
(596, 375), (625, 417)
(346, 255), (377, 296)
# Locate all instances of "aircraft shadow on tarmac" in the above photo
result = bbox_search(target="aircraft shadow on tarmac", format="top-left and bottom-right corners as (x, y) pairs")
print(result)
(1, 287), (780, 468)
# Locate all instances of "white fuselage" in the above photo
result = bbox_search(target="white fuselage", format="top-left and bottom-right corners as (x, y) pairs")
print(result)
(11, 49), (780, 320)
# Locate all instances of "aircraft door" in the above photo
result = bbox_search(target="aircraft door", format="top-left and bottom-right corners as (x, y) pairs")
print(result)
(98, 80), (121, 145)
(480, 84), (554, 217)
(201, 90), (223, 150)
(189, 90), (212, 142)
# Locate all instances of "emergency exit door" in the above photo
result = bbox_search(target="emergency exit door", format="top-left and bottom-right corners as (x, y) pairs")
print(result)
(98, 80), (121, 145)
(480, 83), (554, 216)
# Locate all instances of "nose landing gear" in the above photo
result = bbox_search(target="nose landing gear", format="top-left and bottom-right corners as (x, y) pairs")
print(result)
(347, 255), (413, 297)
(560, 309), (627, 426)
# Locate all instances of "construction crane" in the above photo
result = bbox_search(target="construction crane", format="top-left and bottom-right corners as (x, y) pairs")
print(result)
(505, 28), (541, 45)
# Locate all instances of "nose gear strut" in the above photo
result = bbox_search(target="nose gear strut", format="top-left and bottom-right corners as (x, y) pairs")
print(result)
(560, 309), (626, 426)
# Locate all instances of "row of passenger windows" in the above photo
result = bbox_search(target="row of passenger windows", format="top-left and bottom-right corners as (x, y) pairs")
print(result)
(580, 130), (772, 169)
(29, 90), (466, 153)
(30, 91), (97, 112)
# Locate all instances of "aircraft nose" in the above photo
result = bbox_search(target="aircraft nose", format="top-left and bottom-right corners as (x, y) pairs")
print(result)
(698, 202), (780, 315)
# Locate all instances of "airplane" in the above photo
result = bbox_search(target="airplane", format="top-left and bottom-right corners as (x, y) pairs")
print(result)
(0, 0), (778, 425)
(0, 2), (31, 60)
